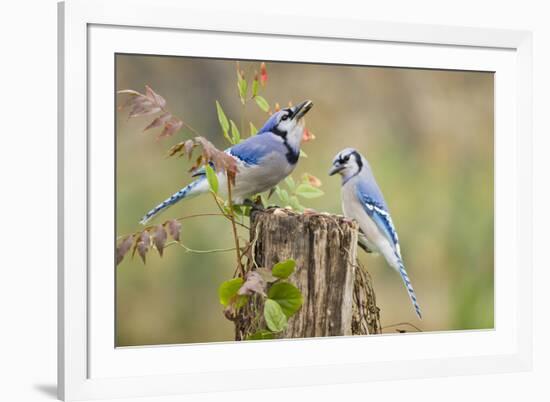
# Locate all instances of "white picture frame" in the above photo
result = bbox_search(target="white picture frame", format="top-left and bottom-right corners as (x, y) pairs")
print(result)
(58, 0), (533, 400)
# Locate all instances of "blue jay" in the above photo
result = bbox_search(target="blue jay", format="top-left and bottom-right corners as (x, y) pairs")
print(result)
(140, 100), (314, 224)
(329, 148), (422, 319)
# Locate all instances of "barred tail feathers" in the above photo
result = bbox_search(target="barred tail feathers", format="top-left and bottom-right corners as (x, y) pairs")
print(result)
(139, 177), (207, 225)
(395, 253), (423, 320)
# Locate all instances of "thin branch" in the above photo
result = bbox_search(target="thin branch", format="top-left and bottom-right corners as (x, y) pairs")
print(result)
(382, 322), (423, 332)
(180, 120), (201, 137)
(226, 174), (245, 277)
(241, 102), (246, 138)
(116, 212), (247, 241)
(165, 241), (236, 254)
(155, 95), (201, 138)
(207, 192), (250, 230)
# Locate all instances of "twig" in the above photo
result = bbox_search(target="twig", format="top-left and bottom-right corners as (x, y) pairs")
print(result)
(382, 322), (423, 333)
(248, 220), (262, 270)
(241, 102), (246, 138)
(166, 241), (236, 254)
(209, 192), (249, 230)
(180, 120), (201, 137)
(116, 212), (247, 241)
(226, 174), (244, 277)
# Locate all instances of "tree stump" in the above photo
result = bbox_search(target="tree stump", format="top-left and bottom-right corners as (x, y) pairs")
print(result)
(235, 208), (381, 340)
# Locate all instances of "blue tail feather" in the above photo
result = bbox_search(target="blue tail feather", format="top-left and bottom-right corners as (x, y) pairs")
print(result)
(395, 253), (422, 319)
(139, 177), (206, 225)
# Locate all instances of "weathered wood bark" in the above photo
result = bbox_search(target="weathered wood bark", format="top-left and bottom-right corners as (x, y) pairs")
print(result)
(235, 208), (381, 340)
(352, 260), (382, 335)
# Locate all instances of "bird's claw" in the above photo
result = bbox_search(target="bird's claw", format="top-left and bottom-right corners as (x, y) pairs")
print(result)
(242, 197), (265, 212)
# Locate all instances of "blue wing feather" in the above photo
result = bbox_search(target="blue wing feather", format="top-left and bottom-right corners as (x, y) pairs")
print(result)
(355, 180), (400, 250)
(228, 134), (279, 165)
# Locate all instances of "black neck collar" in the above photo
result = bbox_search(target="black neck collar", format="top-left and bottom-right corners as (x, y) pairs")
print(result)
(272, 128), (299, 165)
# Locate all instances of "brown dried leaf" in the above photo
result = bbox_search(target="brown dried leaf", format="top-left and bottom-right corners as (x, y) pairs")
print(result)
(184, 139), (195, 159)
(152, 225), (167, 257)
(143, 112), (172, 132)
(118, 85), (166, 120)
(166, 219), (182, 242)
(167, 141), (186, 157)
(145, 85), (166, 109)
(116, 235), (134, 266)
(194, 136), (238, 180)
(195, 136), (213, 162)
(135, 231), (150, 264)
(189, 154), (203, 172)
(158, 117), (183, 139)
(238, 271), (266, 296)
(129, 97), (161, 118)
(167, 137), (239, 182)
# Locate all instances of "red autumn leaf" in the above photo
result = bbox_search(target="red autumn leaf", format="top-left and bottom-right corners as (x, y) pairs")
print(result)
(166, 219), (182, 242)
(260, 62), (268, 86)
(152, 225), (167, 257)
(303, 173), (322, 187)
(116, 235), (134, 266)
(302, 127), (316, 142)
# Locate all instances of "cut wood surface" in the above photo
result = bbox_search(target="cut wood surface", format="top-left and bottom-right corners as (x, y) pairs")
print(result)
(235, 208), (381, 340)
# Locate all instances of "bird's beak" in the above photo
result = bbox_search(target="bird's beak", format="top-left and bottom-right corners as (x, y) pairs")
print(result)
(328, 164), (344, 176)
(292, 100), (313, 121)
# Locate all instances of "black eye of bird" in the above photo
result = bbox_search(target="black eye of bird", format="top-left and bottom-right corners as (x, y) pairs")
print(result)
(343, 155), (350, 162)
(281, 114), (289, 121)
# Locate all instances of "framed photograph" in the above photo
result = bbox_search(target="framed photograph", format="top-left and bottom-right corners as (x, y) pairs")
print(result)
(58, 0), (533, 400)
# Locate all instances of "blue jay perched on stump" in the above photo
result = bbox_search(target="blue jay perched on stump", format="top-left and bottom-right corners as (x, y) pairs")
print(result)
(329, 148), (422, 319)
(140, 100), (314, 224)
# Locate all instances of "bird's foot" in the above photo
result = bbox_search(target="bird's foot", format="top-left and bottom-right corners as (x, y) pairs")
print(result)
(242, 197), (265, 212)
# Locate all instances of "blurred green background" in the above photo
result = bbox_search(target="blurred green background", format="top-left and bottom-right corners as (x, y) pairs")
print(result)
(116, 54), (494, 346)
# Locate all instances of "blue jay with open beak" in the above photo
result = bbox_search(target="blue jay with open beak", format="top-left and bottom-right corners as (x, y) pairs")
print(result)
(329, 148), (422, 319)
(140, 100), (314, 224)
